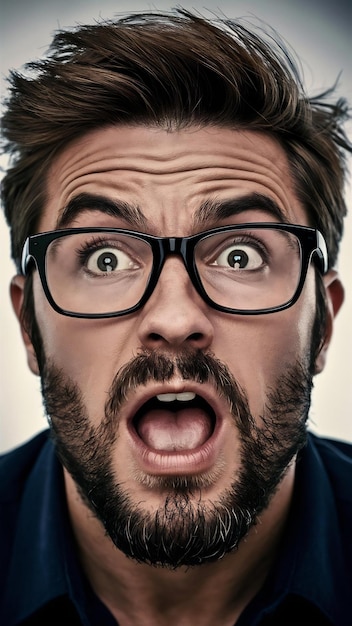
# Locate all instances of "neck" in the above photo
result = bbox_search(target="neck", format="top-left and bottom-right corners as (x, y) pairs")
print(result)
(64, 464), (295, 626)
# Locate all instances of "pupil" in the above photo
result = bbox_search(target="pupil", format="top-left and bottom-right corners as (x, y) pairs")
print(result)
(228, 249), (248, 268)
(97, 253), (117, 272)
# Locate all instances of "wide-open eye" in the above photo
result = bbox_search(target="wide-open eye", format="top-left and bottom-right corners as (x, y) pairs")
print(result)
(86, 246), (135, 274)
(213, 243), (263, 270)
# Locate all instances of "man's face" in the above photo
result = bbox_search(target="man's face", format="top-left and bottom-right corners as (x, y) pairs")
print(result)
(31, 125), (318, 565)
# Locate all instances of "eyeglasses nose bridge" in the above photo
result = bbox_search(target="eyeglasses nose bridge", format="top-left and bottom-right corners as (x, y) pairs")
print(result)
(150, 235), (195, 291)
(157, 235), (192, 273)
(161, 236), (187, 254)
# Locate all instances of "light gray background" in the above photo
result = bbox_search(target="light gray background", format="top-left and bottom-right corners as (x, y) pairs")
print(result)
(1, 0), (351, 452)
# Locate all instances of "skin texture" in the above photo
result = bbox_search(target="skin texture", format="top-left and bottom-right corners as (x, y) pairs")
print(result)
(11, 125), (343, 625)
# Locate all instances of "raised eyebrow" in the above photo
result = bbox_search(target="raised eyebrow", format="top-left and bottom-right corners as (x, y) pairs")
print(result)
(56, 192), (149, 230)
(193, 193), (289, 228)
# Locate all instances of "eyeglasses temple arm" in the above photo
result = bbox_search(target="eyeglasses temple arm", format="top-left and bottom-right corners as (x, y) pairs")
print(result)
(315, 230), (329, 274)
(21, 238), (30, 275)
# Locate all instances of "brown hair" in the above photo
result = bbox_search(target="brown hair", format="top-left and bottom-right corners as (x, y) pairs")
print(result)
(1, 9), (351, 272)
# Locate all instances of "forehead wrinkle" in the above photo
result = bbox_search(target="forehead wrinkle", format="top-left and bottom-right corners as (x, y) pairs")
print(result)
(43, 127), (307, 235)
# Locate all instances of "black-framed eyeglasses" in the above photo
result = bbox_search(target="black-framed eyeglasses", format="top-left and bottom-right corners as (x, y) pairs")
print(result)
(21, 223), (328, 318)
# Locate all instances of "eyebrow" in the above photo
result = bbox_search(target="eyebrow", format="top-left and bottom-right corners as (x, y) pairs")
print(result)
(57, 193), (149, 230)
(56, 191), (288, 232)
(193, 193), (288, 228)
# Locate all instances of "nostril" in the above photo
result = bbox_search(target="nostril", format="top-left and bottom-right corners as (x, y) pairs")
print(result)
(147, 331), (205, 345)
(189, 333), (203, 341)
(149, 333), (163, 341)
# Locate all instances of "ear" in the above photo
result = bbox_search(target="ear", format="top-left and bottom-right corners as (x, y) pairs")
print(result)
(314, 270), (344, 374)
(10, 274), (40, 376)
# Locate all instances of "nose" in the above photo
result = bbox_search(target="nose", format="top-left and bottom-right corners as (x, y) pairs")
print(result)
(137, 256), (214, 351)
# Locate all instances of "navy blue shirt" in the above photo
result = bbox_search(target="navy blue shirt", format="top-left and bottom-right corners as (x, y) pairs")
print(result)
(0, 430), (351, 625)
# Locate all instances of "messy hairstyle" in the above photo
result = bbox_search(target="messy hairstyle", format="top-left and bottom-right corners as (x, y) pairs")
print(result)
(1, 10), (351, 279)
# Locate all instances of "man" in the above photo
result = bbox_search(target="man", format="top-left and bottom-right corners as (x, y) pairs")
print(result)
(1, 9), (351, 626)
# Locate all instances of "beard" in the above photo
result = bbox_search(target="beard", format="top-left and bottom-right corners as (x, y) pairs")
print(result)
(41, 348), (312, 568)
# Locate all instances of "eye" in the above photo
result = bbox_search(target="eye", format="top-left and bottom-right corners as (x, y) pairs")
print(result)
(214, 244), (263, 270)
(86, 247), (134, 274)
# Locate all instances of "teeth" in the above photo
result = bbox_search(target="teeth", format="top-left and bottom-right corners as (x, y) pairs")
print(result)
(156, 392), (196, 403)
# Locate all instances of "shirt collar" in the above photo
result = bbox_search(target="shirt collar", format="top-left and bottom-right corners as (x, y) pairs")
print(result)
(4, 433), (349, 624)
(4, 436), (70, 624)
(250, 434), (349, 624)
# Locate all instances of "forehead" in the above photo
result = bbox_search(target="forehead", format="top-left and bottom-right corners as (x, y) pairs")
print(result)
(42, 125), (308, 233)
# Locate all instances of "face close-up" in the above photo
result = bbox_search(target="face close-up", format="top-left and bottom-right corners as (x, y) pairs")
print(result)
(2, 6), (351, 622)
(15, 124), (330, 566)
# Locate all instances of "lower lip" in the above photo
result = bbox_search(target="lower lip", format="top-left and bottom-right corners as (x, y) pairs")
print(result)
(127, 417), (223, 475)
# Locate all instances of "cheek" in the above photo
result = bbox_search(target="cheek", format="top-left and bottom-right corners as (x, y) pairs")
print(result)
(288, 270), (317, 357)
(212, 275), (317, 414)
(33, 276), (139, 419)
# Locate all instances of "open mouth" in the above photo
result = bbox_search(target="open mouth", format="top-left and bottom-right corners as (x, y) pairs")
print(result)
(132, 392), (217, 452)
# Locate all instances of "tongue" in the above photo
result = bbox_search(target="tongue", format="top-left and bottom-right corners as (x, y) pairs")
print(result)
(136, 408), (213, 451)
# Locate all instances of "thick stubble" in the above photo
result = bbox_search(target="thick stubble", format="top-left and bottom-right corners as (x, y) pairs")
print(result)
(43, 349), (311, 567)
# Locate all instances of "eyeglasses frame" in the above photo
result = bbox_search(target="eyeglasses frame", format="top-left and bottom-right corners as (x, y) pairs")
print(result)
(21, 222), (328, 318)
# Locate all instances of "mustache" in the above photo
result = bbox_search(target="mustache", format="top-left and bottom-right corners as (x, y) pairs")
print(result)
(106, 349), (253, 433)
